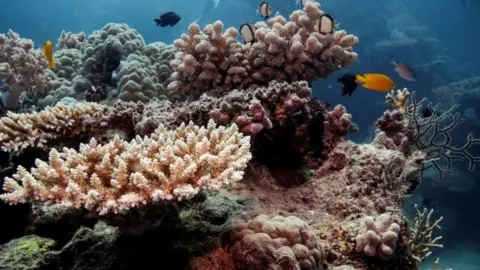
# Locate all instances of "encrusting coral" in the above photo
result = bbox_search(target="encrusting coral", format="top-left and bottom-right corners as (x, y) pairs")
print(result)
(0, 120), (252, 216)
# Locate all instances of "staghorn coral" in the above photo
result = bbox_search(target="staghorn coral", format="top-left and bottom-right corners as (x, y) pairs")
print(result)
(355, 213), (401, 260)
(407, 205), (443, 264)
(0, 102), (106, 152)
(168, 0), (358, 96)
(220, 214), (326, 270)
(0, 120), (252, 216)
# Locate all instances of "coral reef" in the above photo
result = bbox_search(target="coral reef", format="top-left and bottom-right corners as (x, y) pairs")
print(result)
(0, 1), (475, 269)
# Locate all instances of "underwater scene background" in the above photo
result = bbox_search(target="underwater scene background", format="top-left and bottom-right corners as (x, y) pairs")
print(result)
(1, 0), (480, 269)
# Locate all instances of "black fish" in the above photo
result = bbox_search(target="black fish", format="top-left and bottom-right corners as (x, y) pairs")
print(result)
(154, 12), (181, 27)
(307, 112), (325, 157)
(422, 104), (439, 118)
(337, 73), (358, 97)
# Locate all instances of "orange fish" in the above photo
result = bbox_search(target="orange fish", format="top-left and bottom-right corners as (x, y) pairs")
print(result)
(43, 40), (56, 69)
(337, 73), (395, 97)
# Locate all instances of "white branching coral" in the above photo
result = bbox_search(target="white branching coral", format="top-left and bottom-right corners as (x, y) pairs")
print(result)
(0, 102), (106, 152)
(0, 120), (252, 216)
(407, 205), (443, 263)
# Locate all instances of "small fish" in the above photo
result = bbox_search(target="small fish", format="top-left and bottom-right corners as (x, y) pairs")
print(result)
(337, 73), (395, 97)
(239, 24), (256, 44)
(43, 41), (56, 69)
(257, 2), (272, 19)
(154, 12), (181, 27)
(422, 104), (440, 118)
(317, 14), (335, 35)
(392, 58), (416, 82)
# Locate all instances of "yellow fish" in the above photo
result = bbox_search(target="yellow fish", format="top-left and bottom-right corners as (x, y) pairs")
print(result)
(43, 40), (56, 69)
(337, 73), (395, 96)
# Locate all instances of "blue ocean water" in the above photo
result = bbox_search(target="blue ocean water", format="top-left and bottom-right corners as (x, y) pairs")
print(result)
(1, 0), (480, 269)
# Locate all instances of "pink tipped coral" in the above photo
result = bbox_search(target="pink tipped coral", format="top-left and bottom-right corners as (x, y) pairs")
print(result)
(0, 120), (252, 216)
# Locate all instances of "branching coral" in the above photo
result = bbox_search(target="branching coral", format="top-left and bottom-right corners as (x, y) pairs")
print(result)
(168, 0), (358, 96)
(0, 102), (106, 152)
(0, 120), (252, 216)
(407, 205), (443, 264)
(378, 88), (480, 180)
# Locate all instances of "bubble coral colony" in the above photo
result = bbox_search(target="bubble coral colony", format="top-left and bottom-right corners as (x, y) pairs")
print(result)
(0, 1), (476, 269)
